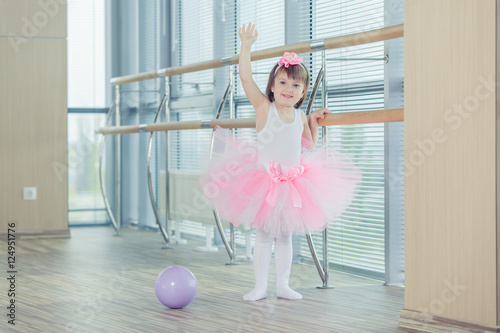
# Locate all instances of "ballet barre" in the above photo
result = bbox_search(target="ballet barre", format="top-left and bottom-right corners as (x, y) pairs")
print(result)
(109, 24), (403, 85)
(98, 108), (404, 135)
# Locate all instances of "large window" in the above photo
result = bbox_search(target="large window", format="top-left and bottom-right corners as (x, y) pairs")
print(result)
(67, 0), (108, 225)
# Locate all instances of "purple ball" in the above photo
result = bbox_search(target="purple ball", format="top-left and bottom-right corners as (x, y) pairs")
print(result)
(155, 266), (197, 309)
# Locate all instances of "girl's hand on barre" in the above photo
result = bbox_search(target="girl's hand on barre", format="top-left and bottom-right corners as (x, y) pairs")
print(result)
(238, 23), (258, 46)
(309, 108), (331, 125)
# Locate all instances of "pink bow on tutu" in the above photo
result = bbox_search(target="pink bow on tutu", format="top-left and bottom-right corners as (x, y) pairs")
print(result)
(266, 161), (305, 208)
(278, 52), (302, 68)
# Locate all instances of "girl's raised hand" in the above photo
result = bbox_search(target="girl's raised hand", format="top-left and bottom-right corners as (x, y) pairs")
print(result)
(238, 23), (258, 45)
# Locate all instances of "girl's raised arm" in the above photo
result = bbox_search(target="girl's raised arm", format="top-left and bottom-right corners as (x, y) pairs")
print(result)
(238, 23), (269, 112)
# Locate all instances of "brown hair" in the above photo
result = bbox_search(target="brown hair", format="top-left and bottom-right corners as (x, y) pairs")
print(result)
(265, 63), (310, 109)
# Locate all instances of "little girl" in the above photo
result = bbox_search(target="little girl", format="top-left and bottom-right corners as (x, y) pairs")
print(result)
(201, 23), (360, 301)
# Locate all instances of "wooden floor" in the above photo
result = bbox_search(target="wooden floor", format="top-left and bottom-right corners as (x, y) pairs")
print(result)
(3, 227), (408, 333)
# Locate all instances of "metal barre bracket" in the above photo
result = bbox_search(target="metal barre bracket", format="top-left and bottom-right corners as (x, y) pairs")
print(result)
(138, 124), (148, 132)
(221, 57), (233, 66)
(200, 121), (212, 129)
(310, 40), (326, 51)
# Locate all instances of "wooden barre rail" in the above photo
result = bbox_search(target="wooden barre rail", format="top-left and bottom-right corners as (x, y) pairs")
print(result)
(99, 108), (404, 135)
(110, 24), (404, 86)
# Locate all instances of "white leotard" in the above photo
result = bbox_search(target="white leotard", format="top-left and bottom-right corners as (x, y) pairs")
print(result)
(256, 103), (303, 174)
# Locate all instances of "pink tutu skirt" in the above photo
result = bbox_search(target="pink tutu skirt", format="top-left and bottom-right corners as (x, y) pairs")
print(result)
(200, 127), (361, 238)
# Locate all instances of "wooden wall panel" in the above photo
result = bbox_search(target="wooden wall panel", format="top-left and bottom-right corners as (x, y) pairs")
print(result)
(0, 1), (67, 235)
(403, 0), (497, 328)
(497, 0), (500, 326)
(0, 0), (66, 38)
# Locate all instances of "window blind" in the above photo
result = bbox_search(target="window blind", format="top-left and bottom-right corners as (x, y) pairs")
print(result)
(299, 0), (387, 275)
(168, 0), (215, 173)
(172, 0), (214, 97)
(168, 107), (214, 172)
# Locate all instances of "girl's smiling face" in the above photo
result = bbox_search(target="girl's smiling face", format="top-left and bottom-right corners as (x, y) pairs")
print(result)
(271, 72), (305, 108)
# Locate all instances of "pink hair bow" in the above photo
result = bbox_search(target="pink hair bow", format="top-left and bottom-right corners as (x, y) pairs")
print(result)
(266, 160), (305, 208)
(278, 52), (303, 68)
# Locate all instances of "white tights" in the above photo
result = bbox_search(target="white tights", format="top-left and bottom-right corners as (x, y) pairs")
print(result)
(243, 229), (302, 301)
